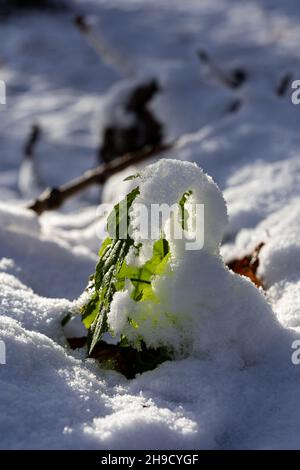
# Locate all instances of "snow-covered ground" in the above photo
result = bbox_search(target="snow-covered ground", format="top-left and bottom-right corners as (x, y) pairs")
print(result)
(1, 0), (300, 449)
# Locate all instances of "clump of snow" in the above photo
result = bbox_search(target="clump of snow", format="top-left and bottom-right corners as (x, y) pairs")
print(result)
(108, 159), (281, 363)
(133, 158), (227, 253)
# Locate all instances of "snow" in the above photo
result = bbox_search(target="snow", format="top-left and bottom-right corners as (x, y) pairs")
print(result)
(1, 0), (300, 450)
(132, 158), (227, 252)
(108, 159), (280, 359)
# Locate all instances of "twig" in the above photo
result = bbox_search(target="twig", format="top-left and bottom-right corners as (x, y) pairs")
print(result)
(19, 124), (44, 198)
(225, 98), (242, 114)
(23, 123), (41, 159)
(276, 72), (293, 96)
(197, 49), (246, 89)
(74, 14), (133, 77)
(28, 143), (173, 215)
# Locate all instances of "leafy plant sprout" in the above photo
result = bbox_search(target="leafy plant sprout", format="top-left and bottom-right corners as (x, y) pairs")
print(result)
(66, 158), (232, 377)
(82, 184), (195, 356)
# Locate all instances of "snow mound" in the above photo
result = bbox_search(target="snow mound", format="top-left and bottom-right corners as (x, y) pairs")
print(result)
(0, 204), (96, 299)
(108, 159), (281, 362)
(133, 158), (227, 253)
(0, 202), (40, 236)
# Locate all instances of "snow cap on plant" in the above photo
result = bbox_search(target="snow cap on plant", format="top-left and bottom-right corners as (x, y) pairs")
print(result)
(82, 159), (279, 363)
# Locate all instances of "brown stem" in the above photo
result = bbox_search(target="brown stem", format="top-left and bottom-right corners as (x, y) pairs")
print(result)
(276, 72), (293, 96)
(28, 143), (173, 215)
(23, 124), (41, 159)
(197, 49), (246, 89)
(73, 14), (133, 76)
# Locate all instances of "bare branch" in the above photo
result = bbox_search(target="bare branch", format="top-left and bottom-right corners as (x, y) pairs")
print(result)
(19, 124), (44, 198)
(23, 124), (41, 159)
(276, 72), (293, 96)
(225, 98), (242, 115)
(74, 14), (133, 77)
(197, 49), (246, 89)
(28, 143), (173, 215)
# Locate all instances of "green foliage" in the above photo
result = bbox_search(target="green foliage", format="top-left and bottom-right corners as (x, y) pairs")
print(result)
(123, 173), (140, 181)
(80, 185), (192, 374)
(82, 187), (140, 354)
(116, 238), (170, 302)
(81, 184), (172, 355)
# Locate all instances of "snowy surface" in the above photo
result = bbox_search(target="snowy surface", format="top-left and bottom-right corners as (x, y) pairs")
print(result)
(1, 0), (300, 449)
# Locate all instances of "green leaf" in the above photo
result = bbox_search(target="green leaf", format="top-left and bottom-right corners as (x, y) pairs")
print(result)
(81, 185), (179, 355)
(117, 238), (170, 303)
(123, 173), (140, 181)
(81, 187), (140, 354)
(107, 187), (139, 238)
(82, 290), (100, 329)
(178, 190), (193, 230)
(98, 237), (112, 257)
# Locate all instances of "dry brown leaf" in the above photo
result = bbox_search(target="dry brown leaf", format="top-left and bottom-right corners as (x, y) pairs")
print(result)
(227, 242), (265, 288)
